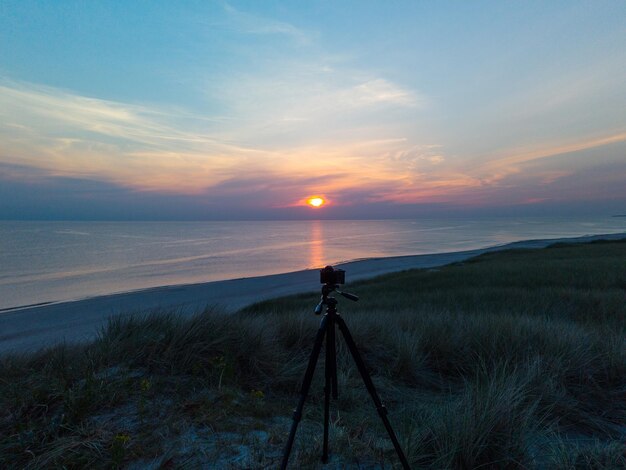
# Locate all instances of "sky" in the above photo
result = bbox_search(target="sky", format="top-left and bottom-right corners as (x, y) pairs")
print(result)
(1, 0), (625, 220)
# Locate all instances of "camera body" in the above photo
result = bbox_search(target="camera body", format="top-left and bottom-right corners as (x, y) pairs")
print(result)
(320, 265), (345, 285)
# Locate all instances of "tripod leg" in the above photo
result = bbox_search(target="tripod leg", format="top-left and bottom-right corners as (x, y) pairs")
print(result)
(281, 315), (329, 470)
(335, 316), (411, 470)
(323, 317), (332, 462)
(328, 314), (339, 399)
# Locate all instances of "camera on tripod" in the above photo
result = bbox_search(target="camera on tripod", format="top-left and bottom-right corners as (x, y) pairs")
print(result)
(282, 266), (410, 469)
(320, 265), (345, 285)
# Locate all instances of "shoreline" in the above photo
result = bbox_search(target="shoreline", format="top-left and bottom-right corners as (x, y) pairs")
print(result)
(1, 231), (625, 354)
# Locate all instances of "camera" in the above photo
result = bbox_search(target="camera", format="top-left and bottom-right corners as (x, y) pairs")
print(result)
(320, 265), (345, 285)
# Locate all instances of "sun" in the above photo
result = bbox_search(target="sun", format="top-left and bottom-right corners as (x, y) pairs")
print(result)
(307, 197), (325, 208)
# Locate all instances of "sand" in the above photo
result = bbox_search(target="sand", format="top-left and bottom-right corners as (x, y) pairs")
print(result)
(1, 232), (624, 354)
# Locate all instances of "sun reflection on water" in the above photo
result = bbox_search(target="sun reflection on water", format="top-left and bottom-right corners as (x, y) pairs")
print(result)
(309, 220), (324, 268)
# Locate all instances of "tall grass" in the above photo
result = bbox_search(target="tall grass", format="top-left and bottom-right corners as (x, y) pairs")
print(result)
(1, 240), (625, 468)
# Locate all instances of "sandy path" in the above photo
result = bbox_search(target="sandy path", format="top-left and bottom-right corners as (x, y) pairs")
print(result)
(1, 232), (624, 354)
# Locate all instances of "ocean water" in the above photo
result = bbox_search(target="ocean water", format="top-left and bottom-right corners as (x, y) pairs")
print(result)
(0, 217), (624, 310)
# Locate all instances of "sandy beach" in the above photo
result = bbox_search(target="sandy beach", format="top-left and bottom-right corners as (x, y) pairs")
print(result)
(1, 232), (624, 355)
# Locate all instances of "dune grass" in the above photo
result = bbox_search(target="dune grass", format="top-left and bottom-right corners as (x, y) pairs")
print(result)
(1, 240), (625, 468)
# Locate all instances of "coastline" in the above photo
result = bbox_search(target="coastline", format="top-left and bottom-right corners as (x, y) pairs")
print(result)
(1, 231), (625, 354)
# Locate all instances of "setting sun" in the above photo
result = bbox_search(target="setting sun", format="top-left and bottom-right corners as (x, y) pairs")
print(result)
(307, 197), (325, 208)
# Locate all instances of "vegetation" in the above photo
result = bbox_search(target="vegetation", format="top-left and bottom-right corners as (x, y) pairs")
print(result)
(1, 240), (625, 468)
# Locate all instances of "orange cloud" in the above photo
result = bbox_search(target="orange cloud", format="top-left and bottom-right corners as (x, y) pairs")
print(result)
(475, 132), (626, 182)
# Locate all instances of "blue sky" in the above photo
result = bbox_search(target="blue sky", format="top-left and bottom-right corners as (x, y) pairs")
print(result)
(1, 1), (625, 219)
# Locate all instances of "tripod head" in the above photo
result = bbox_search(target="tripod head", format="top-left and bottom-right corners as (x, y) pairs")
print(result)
(315, 266), (358, 314)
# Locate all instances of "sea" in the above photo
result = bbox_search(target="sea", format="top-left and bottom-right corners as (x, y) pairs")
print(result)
(1, 217), (624, 311)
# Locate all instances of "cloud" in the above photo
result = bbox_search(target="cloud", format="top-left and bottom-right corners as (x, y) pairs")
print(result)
(352, 79), (419, 107)
(0, 79), (224, 148)
(0, 78), (267, 191)
(0, 71), (432, 197)
(0, 75), (450, 208)
(2, 70), (623, 216)
(485, 59), (626, 123)
(473, 132), (626, 184)
(202, 63), (425, 139)
(220, 3), (310, 44)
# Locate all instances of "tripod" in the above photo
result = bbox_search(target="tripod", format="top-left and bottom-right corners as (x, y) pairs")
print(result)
(280, 279), (411, 469)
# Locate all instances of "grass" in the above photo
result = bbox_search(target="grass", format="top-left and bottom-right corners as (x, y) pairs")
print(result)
(1, 239), (625, 468)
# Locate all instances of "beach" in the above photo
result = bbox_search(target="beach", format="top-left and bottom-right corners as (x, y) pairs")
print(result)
(1, 231), (624, 355)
